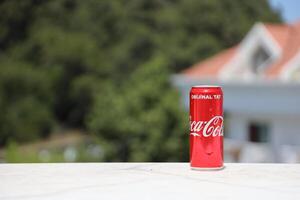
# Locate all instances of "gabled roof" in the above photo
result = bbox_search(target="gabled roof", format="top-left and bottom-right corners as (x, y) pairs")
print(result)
(264, 23), (290, 49)
(181, 21), (300, 80)
(182, 46), (237, 78)
(266, 22), (300, 77)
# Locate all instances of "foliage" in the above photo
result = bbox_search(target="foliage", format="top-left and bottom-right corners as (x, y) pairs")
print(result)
(88, 57), (188, 161)
(0, 60), (55, 145)
(0, 0), (281, 161)
(4, 138), (103, 163)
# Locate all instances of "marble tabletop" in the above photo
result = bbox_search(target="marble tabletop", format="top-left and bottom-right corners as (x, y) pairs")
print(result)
(0, 163), (299, 200)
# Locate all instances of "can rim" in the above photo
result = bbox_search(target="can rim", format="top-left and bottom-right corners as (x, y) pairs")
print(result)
(192, 85), (220, 88)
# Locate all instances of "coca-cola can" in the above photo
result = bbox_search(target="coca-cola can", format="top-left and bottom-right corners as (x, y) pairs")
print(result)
(189, 85), (224, 170)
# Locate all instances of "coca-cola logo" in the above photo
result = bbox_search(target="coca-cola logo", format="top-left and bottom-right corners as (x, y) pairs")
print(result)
(190, 116), (223, 137)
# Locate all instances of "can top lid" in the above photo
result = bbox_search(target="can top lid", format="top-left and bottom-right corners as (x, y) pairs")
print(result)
(192, 85), (220, 88)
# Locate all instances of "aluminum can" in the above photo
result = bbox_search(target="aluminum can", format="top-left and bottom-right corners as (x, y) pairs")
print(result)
(189, 85), (224, 170)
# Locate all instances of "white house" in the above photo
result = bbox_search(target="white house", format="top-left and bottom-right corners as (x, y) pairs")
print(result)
(173, 21), (300, 162)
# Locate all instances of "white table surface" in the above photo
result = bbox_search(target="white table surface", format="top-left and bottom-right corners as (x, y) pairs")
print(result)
(0, 163), (299, 200)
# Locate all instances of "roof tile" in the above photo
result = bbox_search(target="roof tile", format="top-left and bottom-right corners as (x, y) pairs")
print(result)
(182, 46), (237, 78)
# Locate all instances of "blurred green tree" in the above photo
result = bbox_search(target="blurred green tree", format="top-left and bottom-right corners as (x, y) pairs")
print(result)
(0, 0), (281, 160)
(88, 56), (188, 161)
(0, 61), (55, 145)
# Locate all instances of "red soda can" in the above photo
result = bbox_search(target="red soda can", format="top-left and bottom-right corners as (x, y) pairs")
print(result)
(189, 85), (224, 170)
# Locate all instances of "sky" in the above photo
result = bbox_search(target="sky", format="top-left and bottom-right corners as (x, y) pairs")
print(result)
(269, 0), (300, 23)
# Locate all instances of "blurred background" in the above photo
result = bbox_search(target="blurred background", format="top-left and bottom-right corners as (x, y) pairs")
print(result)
(0, 0), (299, 163)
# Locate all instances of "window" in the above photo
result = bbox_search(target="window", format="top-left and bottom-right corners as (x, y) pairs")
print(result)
(248, 122), (269, 143)
(251, 46), (270, 73)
